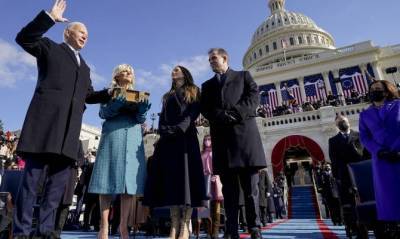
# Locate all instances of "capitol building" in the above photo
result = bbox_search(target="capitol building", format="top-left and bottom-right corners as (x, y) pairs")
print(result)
(81, 0), (400, 179)
(241, 0), (400, 177)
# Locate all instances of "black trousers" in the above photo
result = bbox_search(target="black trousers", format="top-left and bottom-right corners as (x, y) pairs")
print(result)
(220, 169), (261, 236)
(13, 155), (71, 236)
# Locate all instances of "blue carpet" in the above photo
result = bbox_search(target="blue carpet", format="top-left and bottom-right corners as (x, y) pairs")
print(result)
(290, 186), (318, 219)
(60, 219), (351, 238)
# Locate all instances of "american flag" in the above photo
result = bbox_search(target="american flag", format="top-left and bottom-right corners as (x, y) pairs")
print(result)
(267, 88), (279, 110)
(281, 84), (302, 105)
(259, 86), (278, 117)
(304, 79), (327, 102)
(340, 72), (368, 98)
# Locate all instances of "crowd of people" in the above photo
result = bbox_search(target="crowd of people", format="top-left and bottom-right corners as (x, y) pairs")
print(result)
(257, 90), (370, 118)
(0, 131), (24, 172)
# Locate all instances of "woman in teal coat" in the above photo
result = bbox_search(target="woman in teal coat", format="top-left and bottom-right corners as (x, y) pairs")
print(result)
(88, 64), (151, 239)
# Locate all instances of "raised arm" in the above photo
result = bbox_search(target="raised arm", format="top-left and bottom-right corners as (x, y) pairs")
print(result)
(15, 0), (69, 57)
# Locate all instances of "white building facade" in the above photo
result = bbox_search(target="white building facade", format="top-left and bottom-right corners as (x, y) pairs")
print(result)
(243, 0), (400, 176)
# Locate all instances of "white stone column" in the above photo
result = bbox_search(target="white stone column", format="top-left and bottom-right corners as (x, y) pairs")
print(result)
(360, 64), (369, 82)
(298, 76), (307, 103)
(322, 71), (332, 94)
(371, 61), (384, 81)
(274, 81), (283, 106)
(332, 69), (346, 106)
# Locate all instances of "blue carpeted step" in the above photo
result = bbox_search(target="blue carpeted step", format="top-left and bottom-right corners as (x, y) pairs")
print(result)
(290, 186), (319, 219)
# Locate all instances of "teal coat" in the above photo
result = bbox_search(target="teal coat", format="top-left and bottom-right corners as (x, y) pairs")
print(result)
(88, 101), (148, 195)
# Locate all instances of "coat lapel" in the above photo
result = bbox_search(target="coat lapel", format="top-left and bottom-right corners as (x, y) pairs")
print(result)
(221, 69), (234, 100)
(61, 43), (80, 67)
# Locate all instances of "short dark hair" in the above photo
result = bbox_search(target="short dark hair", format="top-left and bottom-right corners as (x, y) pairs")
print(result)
(208, 48), (229, 58)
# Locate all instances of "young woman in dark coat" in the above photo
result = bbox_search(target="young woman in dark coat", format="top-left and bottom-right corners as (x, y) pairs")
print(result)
(144, 65), (207, 239)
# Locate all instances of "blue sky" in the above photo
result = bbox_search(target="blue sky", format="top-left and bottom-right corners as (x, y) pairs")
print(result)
(1, 0), (399, 131)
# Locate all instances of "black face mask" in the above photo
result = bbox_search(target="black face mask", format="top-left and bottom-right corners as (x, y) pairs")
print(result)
(337, 120), (349, 131)
(370, 90), (385, 102)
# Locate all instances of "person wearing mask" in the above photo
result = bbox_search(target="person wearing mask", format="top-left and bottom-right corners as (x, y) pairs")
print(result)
(13, 1), (111, 237)
(329, 114), (367, 236)
(359, 80), (400, 235)
(88, 64), (150, 239)
(200, 135), (223, 239)
(320, 163), (342, 226)
(144, 66), (207, 239)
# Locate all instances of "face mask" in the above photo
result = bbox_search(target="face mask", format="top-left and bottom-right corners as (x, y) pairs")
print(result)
(204, 140), (211, 147)
(370, 90), (385, 102)
(337, 120), (349, 131)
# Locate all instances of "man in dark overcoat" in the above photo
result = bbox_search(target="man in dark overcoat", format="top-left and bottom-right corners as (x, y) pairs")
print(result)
(13, 1), (111, 237)
(201, 48), (267, 239)
(329, 115), (366, 205)
(328, 115), (368, 237)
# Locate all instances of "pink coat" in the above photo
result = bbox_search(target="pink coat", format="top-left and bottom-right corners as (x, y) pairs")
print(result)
(201, 149), (223, 201)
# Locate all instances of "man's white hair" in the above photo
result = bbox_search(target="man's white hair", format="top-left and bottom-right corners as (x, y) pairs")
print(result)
(63, 22), (86, 42)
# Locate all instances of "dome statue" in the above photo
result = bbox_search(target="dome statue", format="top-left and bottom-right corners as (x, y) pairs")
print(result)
(243, 0), (336, 70)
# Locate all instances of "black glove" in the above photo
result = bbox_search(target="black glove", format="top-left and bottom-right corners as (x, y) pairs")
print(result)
(377, 149), (400, 162)
(159, 125), (181, 137)
(215, 109), (241, 124)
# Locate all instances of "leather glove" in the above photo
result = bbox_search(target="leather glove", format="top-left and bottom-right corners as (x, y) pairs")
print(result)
(159, 125), (181, 137)
(215, 109), (240, 124)
(109, 95), (126, 111)
(137, 99), (151, 114)
(378, 149), (400, 162)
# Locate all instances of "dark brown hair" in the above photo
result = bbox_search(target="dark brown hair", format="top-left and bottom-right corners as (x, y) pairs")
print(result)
(368, 80), (399, 102)
(208, 48), (229, 59)
(163, 65), (200, 104)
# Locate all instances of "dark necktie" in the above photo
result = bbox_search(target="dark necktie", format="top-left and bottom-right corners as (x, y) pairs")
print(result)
(216, 73), (226, 86)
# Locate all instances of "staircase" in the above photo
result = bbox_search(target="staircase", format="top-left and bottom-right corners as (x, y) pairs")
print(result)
(289, 186), (320, 219)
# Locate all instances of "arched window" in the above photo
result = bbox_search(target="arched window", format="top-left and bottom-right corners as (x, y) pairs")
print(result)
(289, 37), (295, 45)
(253, 52), (257, 59)
(314, 35), (319, 44)
(273, 42), (277, 50)
(259, 49), (263, 57)
(298, 36), (303, 44)
(265, 45), (270, 53)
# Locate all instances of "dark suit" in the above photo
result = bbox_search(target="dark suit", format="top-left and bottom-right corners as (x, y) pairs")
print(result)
(13, 11), (110, 237)
(201, 68), (266, 236)
(329, 130), (365, 204)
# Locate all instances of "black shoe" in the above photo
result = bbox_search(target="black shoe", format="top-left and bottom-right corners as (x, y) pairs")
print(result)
(224, 233), (240, 239)
(250, 228), (263, 239)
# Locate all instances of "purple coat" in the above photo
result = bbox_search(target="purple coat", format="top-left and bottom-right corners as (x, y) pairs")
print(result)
(359, 99), (400, 221)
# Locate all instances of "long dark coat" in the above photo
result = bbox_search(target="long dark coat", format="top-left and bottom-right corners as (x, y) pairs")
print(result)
(144, 88), (207, 207)
(200, 69), (266, 174)
(258, 170), (269, 207)
(15, 11), (110, 161)
(328, 130), (365, 204)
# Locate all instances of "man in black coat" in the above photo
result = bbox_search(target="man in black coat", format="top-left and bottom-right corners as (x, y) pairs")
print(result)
(328, 115), (367, 237)
(13, 1), (111, 237)
(329, 115), (366, 205)
(201, 48), (267, 239)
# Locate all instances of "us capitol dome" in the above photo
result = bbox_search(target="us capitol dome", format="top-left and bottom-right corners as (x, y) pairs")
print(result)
(243, 0), (336, 69)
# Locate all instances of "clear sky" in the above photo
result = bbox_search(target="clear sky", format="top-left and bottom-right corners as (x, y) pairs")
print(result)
(1, 0), (399, 131)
